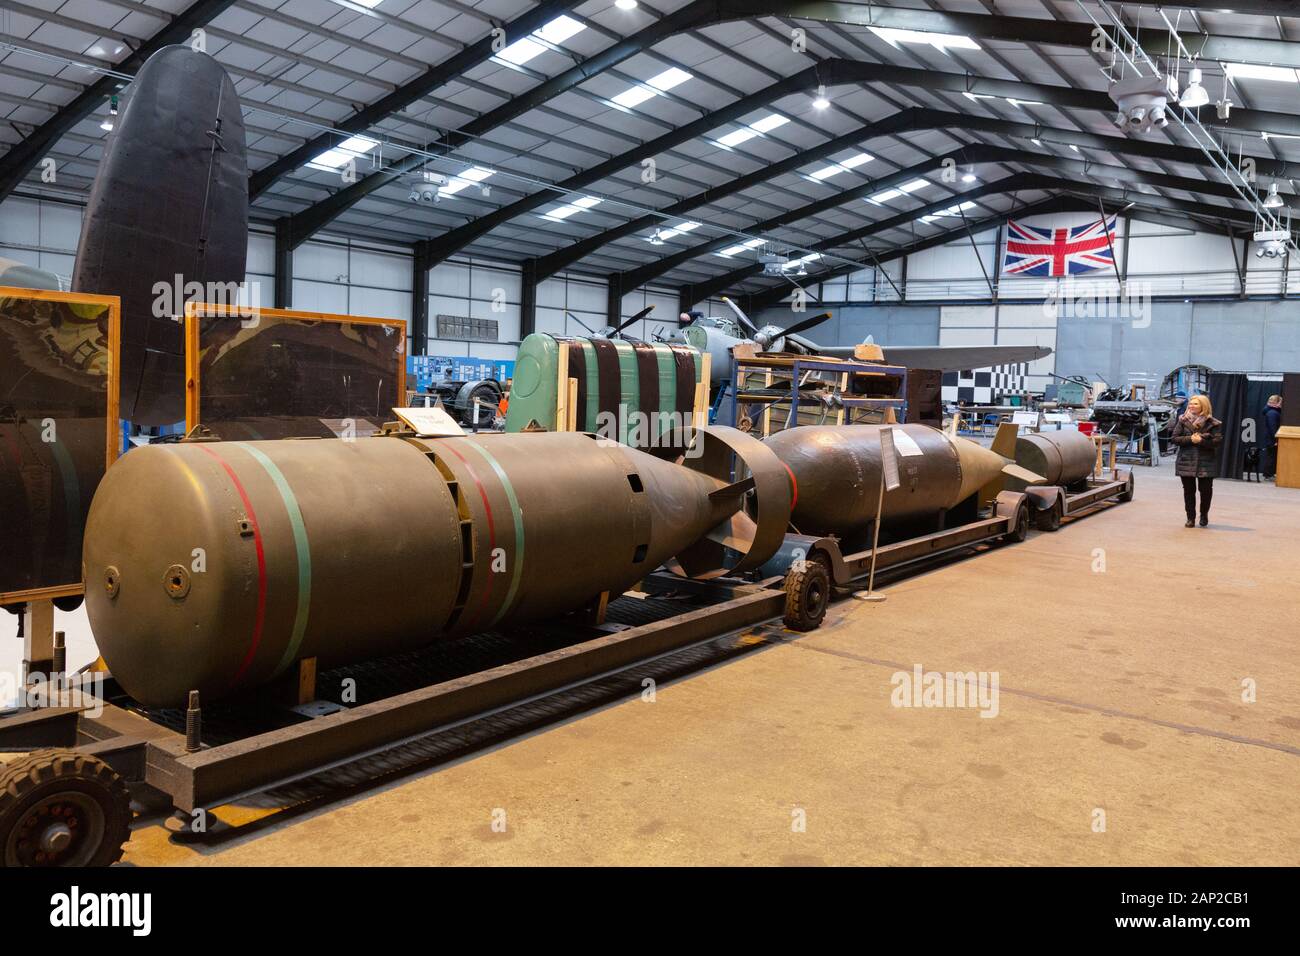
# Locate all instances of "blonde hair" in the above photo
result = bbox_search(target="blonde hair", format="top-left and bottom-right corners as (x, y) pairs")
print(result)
(1189, 394), (1213, 417)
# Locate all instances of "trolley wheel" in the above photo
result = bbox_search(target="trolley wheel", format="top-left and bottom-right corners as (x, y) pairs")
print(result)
(466, 382), (502, 427)
(0, 749), (131, 867)
(1117, 471), (1135, 502)
(1004, 502), (1030, 543)
(1035, 499), (1063, 532)
(783, 555), (831, 632)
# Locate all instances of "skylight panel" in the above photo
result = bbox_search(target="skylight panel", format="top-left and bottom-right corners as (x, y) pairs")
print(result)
(717, 238), (765, 257)
(612, 86), (656, 109)
(541, 195), (603, 222)
(869, 27), (980, 52)
(496, 15), (586, 67)
(750, 114), (789, 134)
(307, 135), (377, 172)
(1225, 63), (1299, 83)
(785, 252), (822, 267)
(808, 152), (873, 180)
(648, 221), (701, 242)
(648, 67), (692, 92)
(919, 201), (977, 223)
(716, 113), (790, 149)
(866, 179), (929, 204)
(438, 166), (494, 197)
(717, 128), (757, 148)
(611, 66), (693, 109)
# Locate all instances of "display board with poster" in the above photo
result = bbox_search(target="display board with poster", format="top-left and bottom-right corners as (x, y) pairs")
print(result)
(0, 287), (121, 604)
(184, 303), (407, 440)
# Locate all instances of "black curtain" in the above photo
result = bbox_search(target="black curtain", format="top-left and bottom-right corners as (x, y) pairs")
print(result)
(1208, 372), (1247, 479)
(1284, 372), (1300, 428)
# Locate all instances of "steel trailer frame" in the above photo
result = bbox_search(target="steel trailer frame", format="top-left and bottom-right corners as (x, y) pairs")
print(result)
(1021, 470), (1136, 531)
(0, 470), (1130, 864)
(760, 490), (1032, 590)
(0, 574), (787, 822)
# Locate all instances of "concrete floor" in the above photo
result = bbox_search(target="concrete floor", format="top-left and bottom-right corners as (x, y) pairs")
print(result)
(121, 462), (1300, 865)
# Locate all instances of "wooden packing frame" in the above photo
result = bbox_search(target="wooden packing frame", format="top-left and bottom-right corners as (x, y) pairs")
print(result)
(183, 301), (407, 433)
(552, 340), (708, 434)
(0, 286), (121, 604)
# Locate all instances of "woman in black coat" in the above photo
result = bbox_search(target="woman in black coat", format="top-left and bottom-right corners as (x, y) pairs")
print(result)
(1169, 394), (1223, 527)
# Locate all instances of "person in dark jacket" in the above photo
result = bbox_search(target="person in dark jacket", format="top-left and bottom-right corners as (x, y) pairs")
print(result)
(1261, 394), (1283, 479)
(1169, 394), (1222, 527)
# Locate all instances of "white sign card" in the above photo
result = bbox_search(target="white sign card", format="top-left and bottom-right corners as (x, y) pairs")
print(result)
(393, 405), (465, 437)
(880, 426), (902, 491)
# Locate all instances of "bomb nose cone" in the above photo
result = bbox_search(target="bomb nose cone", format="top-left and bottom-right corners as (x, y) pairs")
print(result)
(948, 435), (1014, 505)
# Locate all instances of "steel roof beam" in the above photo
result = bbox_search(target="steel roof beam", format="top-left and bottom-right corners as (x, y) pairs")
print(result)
(395, 57), (1299, 269)
(275, 0), (741, 247)
(779, 2), (1300, 68)
(1075, 0), (1296, 15)
(617, 143), (1254, 291)
(535, 105), (1297, 281)
(273, 3), (1300, 251)
(532, 108), (923, 282)
(420, 67), (826, 268)
(247, 0), (582, 198)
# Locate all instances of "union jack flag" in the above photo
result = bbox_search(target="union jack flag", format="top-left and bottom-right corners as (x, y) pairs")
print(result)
(1002, 216), (1117, 277)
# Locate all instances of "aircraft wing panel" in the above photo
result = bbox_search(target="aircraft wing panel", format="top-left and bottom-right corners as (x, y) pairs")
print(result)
(817, 343), (1052, 371)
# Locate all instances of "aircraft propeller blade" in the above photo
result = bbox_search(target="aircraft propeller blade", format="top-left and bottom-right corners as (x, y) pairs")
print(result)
(720, 296), (760, 337)
(613, 304), (654, 335)
(565, 310), (597, 336)
(779, 310), (833, 339)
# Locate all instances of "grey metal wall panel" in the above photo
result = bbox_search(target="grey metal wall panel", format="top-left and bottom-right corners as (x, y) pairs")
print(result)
(1190, 301), (1268, 371)
(1262, 312), (1300, 372)
(755, 298), (1300, 383)
(755, 304), (941, 349)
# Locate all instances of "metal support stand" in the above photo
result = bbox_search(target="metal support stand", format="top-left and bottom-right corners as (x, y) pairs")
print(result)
(855, 476), (889, 604)
(21, 599), (55, 686)
(185, 691), (202, 753)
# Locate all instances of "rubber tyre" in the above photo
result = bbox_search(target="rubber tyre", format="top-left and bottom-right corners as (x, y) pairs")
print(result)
(1004, 502), (1030, 543)
(1035, 499), (1063, 532)
(783, 556), (831, 632)
(1117, 472), (1135, 502)
(0, 749), (131, 867)
(466, 383), (501, 427)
